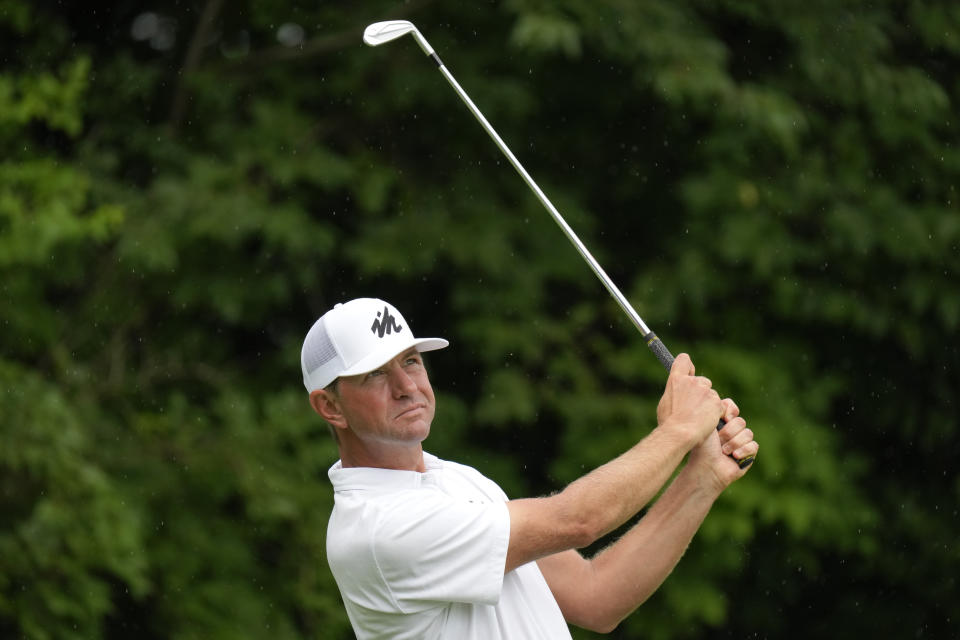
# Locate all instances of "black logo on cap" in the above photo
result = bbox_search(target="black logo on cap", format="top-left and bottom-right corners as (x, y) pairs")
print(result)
(371, 306), (403, 338)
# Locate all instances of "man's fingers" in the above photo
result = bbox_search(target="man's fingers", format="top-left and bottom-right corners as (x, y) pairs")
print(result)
(721, 398), (739, 421)
(733, 440), (759, 464)
(721, 425), (754, 456)
(717, 417), (746, 442)
(670, 352), (695, 378)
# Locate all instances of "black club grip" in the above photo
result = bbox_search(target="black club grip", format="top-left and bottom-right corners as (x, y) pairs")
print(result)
(643, 332), (755, 469)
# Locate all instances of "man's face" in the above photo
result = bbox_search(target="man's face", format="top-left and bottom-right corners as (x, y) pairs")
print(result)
(334, 347), (436, 445)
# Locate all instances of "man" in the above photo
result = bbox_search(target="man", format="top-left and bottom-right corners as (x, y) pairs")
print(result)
(302, 297), (758, 639)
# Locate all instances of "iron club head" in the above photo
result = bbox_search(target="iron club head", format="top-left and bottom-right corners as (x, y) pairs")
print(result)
(363, 20), (416, 46)
(363, 20), (434, 56)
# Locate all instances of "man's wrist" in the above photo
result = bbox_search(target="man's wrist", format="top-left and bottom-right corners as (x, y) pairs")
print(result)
(675, 462), (726, 501)
(654, 419), (705, 452)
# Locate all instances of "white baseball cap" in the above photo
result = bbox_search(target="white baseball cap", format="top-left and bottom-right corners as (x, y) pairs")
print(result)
(301, 297), (449, 392)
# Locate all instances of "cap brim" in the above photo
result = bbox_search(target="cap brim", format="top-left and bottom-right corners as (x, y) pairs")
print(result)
(338, 337), (449, 378)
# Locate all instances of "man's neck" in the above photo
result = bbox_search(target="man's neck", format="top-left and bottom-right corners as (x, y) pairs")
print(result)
(338, 440), (426, 472)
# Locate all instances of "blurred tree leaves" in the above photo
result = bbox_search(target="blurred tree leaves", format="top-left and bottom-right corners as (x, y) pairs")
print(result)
(1, 0), (958, 638)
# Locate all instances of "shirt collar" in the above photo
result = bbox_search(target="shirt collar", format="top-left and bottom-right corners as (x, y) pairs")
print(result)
(328, 452), (443, 491)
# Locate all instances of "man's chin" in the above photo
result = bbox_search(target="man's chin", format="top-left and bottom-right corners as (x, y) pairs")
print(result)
(391, 417), (431, 441)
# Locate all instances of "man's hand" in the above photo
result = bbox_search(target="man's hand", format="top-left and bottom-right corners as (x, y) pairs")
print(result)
(687, 398), (758, 492)
(655, 353), (725, 449)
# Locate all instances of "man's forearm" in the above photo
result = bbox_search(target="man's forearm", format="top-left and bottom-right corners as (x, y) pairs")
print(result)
(505, 421), (699, 572)
(560, 422), (700, 541)
(579, 465), (721, 629)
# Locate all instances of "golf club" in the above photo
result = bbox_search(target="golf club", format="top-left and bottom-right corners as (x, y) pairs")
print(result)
(363, 20), (754, 469)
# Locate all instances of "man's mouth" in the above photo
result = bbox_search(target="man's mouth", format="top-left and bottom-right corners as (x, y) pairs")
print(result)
(396, 403), (427, 418)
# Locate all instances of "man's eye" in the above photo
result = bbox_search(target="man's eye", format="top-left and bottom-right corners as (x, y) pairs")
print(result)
(366, 370), (384, 380)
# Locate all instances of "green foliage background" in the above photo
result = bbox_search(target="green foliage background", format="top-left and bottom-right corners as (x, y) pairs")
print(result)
(1, 0), (957, 638)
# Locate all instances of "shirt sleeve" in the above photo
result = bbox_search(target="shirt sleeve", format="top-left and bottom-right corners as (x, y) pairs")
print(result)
(371, 489), (510, 613)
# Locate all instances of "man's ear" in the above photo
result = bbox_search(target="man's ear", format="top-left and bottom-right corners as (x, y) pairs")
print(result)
(310, 389), (347, 429)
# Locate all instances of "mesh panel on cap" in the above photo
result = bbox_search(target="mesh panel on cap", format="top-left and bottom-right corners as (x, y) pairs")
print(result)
(302, 317), (339, 375)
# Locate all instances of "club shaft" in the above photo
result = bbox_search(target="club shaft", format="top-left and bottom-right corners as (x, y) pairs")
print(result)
(432, 62), (652, 337)
(399, 33), (754, 469)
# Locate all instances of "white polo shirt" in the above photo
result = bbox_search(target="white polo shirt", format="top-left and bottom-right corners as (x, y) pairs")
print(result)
(327, 452), (572, 640)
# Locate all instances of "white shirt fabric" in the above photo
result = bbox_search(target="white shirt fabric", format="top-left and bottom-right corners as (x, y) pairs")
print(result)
(327, 452), (572, 640)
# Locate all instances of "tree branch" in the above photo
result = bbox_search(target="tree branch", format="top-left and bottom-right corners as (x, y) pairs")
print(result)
(167, 0), (225, 135)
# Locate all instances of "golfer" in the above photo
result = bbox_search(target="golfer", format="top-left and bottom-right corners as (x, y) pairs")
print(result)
(302, 297), (758, 639)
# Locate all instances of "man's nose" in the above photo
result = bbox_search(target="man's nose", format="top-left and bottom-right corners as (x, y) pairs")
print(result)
(388, 366), (418, 396)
